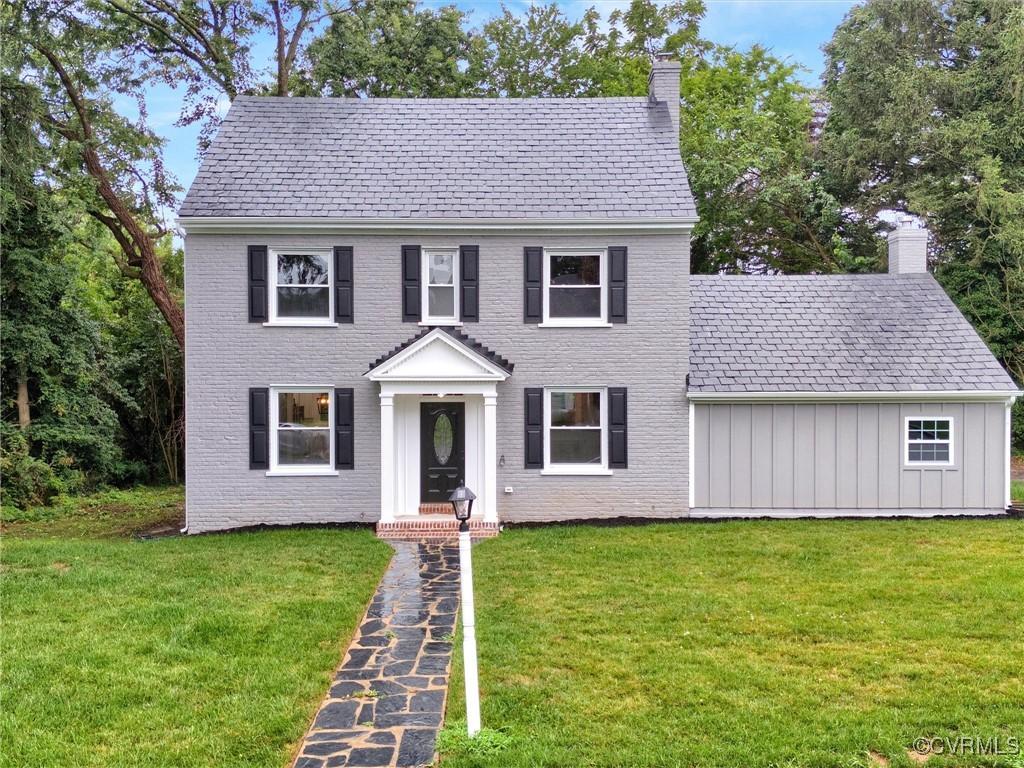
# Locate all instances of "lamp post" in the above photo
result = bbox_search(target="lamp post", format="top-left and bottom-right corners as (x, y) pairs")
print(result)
(449, 484), (481, 737)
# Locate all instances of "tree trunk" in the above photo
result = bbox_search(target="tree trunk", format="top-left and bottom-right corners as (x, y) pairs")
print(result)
(16, 368), (30, 429)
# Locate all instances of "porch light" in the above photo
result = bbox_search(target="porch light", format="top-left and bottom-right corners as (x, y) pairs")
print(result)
(450, 484), (476, 524)
(449, 484), (481, 737)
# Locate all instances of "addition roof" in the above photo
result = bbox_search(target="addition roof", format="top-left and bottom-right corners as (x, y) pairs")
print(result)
(689, 274), (1019, 393)
(179, 96), (695, 220)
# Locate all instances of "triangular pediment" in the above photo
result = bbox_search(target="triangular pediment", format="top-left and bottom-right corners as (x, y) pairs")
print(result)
(366, 328), (511, 382)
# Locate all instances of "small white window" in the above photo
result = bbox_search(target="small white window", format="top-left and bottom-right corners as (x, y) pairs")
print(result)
(543, 388), (608, 474)
(422, 249), (459, 325)
(272, 388), (333, 471)
(543, 249), (607, 326)
(270, 249), (333, 324)
(905, 417), (953, 466)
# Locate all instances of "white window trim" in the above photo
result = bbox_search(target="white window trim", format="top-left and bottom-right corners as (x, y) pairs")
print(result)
(904, 415), (955, 467)
(267, 248), (335, 326)
(542, 248), (607, 327)
(421, 247), (460, 326)
(268, 386), (338, 476)
(542, 387), (611, 475)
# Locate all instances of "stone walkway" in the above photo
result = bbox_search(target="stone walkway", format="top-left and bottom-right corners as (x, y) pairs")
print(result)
(292, 542), (460, 768)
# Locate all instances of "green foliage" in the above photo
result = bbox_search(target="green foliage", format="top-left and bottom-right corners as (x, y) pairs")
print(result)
(438, 724), (513, 758)
(679, 46), (877, 274)
(0, 75), (137, 507)
(304, 0), (474, 97)
(821, 0), (1024, 443)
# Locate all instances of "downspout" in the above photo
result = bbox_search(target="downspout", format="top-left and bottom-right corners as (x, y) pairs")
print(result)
(1006, 396), (1017, 510)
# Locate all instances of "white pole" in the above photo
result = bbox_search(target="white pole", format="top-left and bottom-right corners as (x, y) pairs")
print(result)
(458, 525), (482, 736)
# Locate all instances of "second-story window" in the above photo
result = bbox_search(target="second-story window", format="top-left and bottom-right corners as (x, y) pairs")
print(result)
(544, 249), (606, 325)
(422, 248), (459, 325)
(271, 249), (333, 324)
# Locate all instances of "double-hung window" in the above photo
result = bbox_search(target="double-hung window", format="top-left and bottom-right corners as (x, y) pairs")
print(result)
(543, 249), (606, 325)
(272, 388), (333, 471)
(422, 249), (459, 325)
(544, 388), (607, 472)
(905, 417), (953, 466)
(270, 249), (333, 324)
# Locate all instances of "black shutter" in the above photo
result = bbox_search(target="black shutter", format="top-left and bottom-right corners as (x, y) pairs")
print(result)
(460, 245), (479, 322)
(248, 245), (268, 323)
(335, 388), (354, 470)
(524, 247), (543, 323)
(402, 245), (421, 322)
(524, 387), (544, 468)
(608, 387), (627, 468)
(334, 246), (353, 323)
(608, 246), (627, 323)
(249, 387), (269, 469)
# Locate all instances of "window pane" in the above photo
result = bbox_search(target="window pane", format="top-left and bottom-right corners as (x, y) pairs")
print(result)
(550, 254), (600, 285)
(277, 287), (329, 317)
(428, 286), (455, 317)
(278, 392), (330, 428)
(933, 444), (950, 461)
(428, 253), (454, 285)
(551, 392), (601, 427)
(550, 429), (602, 464)
(278, 253), (328, 285)
(549, 287), (601, 318)
(278, 429), (330, 465)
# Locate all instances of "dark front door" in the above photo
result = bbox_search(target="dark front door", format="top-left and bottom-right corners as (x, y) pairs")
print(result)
(420, 402), (465, 505)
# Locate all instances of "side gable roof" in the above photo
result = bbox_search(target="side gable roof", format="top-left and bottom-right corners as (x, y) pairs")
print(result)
(689, 274), (1019, 393)
(179, 96), (695, 220)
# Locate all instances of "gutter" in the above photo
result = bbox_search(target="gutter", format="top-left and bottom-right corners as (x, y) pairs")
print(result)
(176, 215), (698, 236)
(686, 390), (1022, 403)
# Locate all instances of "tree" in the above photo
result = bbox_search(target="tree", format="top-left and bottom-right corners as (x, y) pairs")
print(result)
(1, 75), (133, 506)
(304, 0), (473, 97)
(821, 0), (1024, 443)
(8, 1), (186, 349)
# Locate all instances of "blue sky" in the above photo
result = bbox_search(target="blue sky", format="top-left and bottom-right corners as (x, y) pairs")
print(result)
(153, 0), (857, 212)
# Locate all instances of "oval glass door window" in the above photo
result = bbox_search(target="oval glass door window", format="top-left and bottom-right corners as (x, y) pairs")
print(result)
(433, 413), (453, 465)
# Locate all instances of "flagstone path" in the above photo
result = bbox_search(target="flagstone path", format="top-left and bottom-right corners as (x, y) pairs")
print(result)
(292, 542), (460, 768)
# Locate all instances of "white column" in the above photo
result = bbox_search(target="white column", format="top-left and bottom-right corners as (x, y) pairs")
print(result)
(483, 393), (498, 522)
(380, 392), (396, 523)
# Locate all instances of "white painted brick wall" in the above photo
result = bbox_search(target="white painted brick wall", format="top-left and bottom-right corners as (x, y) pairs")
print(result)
(184, 232), (690, 532)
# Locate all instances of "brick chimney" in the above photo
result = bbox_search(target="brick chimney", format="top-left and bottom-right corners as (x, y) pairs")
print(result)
(648, 52), (681, 135)
(887, 217), (928, 274)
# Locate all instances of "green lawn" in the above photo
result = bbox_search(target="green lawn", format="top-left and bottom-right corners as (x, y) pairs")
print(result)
(1012, 479), (1023, 503)
(1, 488), (392, 768)
(443, 520), (1024, 768)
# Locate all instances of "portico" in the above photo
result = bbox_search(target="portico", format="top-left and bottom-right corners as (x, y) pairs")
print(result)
(365, 328), (512, 525)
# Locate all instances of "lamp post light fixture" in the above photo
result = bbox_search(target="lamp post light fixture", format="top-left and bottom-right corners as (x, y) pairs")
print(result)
(449, 484), (481, 737)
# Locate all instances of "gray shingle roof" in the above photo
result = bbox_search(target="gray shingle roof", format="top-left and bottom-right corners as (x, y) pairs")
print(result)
(690, 274), (1018, 393)
(179, 96), (695, 219)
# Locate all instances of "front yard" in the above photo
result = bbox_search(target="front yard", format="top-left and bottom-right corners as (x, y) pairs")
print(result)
(1, 489), (392, 768)
(443, 520), (1024, 768)
(5, 492), (1023, 768)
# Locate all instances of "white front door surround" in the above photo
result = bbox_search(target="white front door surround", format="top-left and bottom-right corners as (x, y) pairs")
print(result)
(366, 329), (509, 523)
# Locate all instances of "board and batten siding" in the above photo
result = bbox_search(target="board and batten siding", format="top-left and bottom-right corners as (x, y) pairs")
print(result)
(692, 401), (1006, 514)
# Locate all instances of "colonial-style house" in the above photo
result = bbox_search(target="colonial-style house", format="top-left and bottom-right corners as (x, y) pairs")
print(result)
(177, 57), (1019, 535)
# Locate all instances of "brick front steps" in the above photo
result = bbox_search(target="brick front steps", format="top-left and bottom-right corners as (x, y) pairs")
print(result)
(376, 516), (500, 541)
